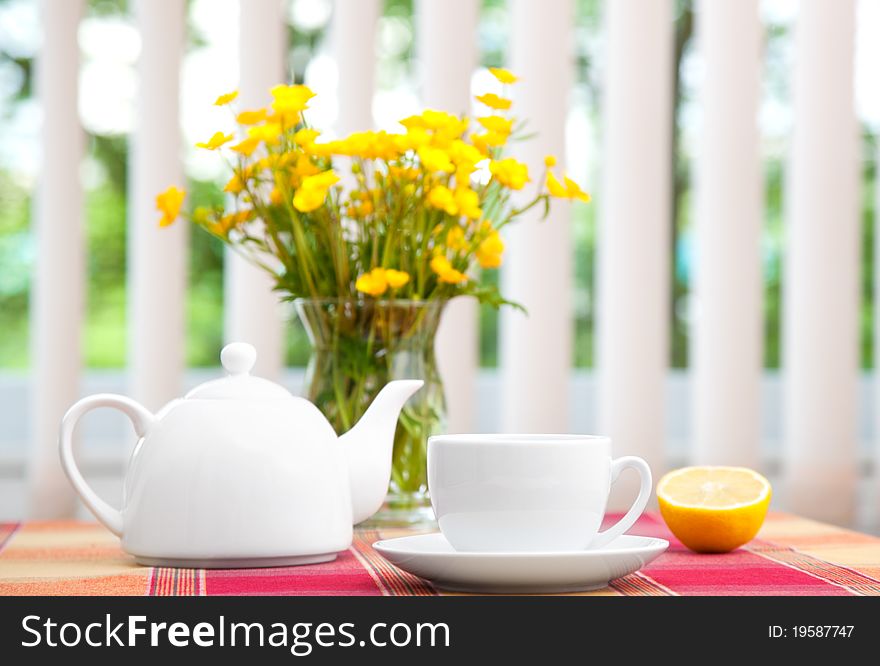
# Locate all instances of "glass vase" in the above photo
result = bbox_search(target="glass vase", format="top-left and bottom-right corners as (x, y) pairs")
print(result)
(294, 298), (446, 526)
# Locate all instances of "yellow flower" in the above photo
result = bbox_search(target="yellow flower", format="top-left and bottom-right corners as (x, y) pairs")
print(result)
(294, 128), (320, 147)
(431, 254), (450, 274)
(224, 165), (255, 195)
(356, 200), (374, 217)
(292, 169), (339, 212)
(307, 141), (335, 157)
(428, 185), (458, 215)
(490, 158), (530, 190)
(477, 115), (513, 135)
(448, 140), (483, 167)
(214, 90), (238, 106)
(322, 131), (402, 161)
(544, 154), (557, 167)
(236, 108), (267, 125)
(418, 146), (455, 173)
(430, 255), (468, 284)
(355, 268), (389, 296)
(270, 84), (315, 121)
(476, 231), (504, 269)
(156, 185), (185, 227)
(546, 172), (567, 198)
(455, 162), (476, 184)
(293, 187), (328, 212)
(401, 127), (430, 150)
(211, 209), (251, 235)
(471, 131), (507, 155)
(292, 153), (321, 179)
(422, 109), (459, 129)
(385, 269), (410, 289)
(224, 174), (245, 195)
(454, 187), (482, 219)
(401, 109), (466, 135)
(563, 175), (591, 202)
(196, 131), (234, 150)
(247, 122), (283, 144)
(489, 67), (519, 84)
(546, 172), (590, 202)
(230, 137), (260, 156)
(475, 93), (512, 110)
(301, 170), (340, 190)
(446, 226), (467, 251)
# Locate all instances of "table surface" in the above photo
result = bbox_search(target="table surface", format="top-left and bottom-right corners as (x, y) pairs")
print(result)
(1, 512), (879, 596)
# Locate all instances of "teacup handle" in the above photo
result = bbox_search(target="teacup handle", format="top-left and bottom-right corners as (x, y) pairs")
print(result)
(590, 456), (653, 549)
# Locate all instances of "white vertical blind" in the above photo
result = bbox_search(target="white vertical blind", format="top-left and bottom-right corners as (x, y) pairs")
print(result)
(416, 0), (479, 433)
(598, 0), (673, 501)
(225, 0), (287, 379)
(783, 0), (859, 524)
(692, 0), (762, 467)
(27, 0), (86, 518)
(500, 0), (573, 432)
(128, 0), (187, 411)
(331, 0), (381, 135)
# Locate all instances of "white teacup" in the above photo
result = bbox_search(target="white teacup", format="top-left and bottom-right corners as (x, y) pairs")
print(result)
(427, 434), (652, 553)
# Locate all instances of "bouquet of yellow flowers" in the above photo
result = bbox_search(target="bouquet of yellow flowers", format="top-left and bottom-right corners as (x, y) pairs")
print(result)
(157, 67), (587, 307)
(156, 67), (588, 521)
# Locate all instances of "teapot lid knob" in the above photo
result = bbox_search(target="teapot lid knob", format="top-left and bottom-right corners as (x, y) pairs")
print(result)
(185, 341), (292, 400)
(220, 342), (256, 376)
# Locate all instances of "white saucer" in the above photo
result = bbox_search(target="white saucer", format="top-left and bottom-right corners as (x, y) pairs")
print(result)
(373, 533), (668, 594)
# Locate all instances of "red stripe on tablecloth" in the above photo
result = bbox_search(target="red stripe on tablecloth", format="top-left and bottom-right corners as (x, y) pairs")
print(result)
(189, 535), (435, 596)
(0, 523), (20, 555)
(607, 513), (854, 596)
(640, 546), (853, 596)
(203, 549), (383, 596)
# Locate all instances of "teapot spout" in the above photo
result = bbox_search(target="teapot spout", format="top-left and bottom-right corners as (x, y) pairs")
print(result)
(339, 380), (423, 524)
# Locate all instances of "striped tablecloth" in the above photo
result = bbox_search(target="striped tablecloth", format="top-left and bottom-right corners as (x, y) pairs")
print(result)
(1, 512), (879, 596)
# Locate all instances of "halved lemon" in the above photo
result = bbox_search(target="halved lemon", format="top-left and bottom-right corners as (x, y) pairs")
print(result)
(657, 466), (772, 553)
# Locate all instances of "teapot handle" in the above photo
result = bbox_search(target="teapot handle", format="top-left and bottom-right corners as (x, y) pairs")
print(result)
(58, 394), (155, 536)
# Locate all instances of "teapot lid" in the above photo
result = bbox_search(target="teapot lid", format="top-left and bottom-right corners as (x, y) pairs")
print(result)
(184, 342), (293, 400)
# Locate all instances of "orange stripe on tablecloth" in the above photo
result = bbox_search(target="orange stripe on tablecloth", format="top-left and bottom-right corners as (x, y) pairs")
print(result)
(747, 540), (880, 596)
(0, 575), (150, 596)
(1, 545), (132, 561)
(353, 531), (436, 597)
(611, 572), (677, 596)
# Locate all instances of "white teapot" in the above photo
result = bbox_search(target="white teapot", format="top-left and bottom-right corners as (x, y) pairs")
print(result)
(59, 342), (422, 568)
